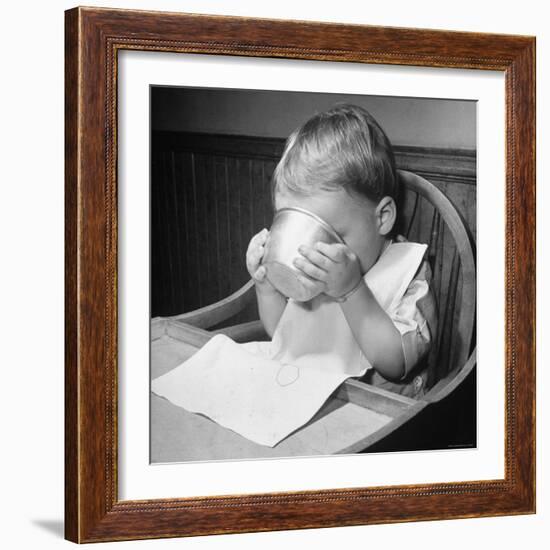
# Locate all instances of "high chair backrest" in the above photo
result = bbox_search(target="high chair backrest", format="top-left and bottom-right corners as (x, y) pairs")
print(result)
(396, 170), (476, 390)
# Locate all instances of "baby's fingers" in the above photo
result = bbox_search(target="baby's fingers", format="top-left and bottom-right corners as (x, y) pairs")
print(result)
(253, 265), (267, 282)
(254, 227), (269, 247)
(315, 242), (349, 263)
(246, 229), (269, 264)
(293, 256), (327, 282)
(297, 245), (332, 270)
(247, 245), (265, 272)
(296, 273), (325, 294)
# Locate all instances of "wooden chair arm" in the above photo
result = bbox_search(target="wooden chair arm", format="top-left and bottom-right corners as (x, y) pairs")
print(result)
(212, 320), (269, 342)
(164, 279), (256, 329)
(422, 348), (477, 404)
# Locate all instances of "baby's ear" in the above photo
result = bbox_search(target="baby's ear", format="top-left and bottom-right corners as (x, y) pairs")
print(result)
(375, 196), (397, 236)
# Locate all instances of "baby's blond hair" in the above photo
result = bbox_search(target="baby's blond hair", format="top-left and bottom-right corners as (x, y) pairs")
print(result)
(272, 103), (398, 206)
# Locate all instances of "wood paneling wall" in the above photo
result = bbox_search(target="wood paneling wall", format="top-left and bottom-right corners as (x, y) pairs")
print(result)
(151, 131), (475, 321)
(151, 132), (280, 317)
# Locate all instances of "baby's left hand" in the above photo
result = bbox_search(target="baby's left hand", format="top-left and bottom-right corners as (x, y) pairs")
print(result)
(293, 242), (362, 299)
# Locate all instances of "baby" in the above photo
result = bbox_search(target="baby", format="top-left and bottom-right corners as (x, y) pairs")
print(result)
(246, 104), (436, 398)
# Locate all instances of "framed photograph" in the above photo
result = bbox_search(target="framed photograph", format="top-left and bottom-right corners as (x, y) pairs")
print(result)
(65, 6), (535, 543)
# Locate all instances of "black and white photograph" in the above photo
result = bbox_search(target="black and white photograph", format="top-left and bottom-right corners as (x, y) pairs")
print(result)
(149, 87), (477, 463)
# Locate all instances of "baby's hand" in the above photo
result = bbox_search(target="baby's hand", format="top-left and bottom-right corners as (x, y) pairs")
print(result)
(246, 228), (278, 295)
(293, 242), (362, 299)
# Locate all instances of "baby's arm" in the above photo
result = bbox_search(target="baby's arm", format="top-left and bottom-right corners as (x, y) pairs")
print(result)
(256, 285), (287, 338)
(246, 229), (287, 338)
(338, 284), (406, 380)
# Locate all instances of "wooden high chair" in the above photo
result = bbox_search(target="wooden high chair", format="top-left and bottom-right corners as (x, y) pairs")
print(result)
(151, 170), (476, 459)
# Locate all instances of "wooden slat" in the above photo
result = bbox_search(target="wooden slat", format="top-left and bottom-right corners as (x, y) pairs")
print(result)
(204, 155), (221, 303)
(246, 159), (256, 240)
(165, 320), (214, 348)
(151, 318), (167, 341)
(216, 156), (232, 298)
(175, 152), (190, 311)
(227, 157), (245, 295)
(336, 401), (428, 455)
(168, 152), (184, 311)
(263, 160), (276, 227)
(192, 153), (203, 308)
(337, 378), (417, 417)
(151, 151), (171, 316)
(150, 151), (163, 316)
(198, 154), (213, 305)
(160, 152), (177, 312)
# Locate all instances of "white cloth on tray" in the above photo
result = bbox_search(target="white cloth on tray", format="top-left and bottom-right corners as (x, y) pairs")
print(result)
(151, 241), (427, 447)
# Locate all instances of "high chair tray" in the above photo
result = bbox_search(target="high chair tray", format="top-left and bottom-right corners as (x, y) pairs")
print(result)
(150, 318), (428, 462)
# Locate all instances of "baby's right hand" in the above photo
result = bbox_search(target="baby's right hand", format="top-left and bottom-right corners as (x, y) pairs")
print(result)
(246, 228), (277, 294)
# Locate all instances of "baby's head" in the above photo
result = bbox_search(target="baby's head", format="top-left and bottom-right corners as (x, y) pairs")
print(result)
(272, 103), (400, 274)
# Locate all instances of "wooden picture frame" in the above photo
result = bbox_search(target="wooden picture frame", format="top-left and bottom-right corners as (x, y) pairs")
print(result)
(64, 6), (536, 543)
